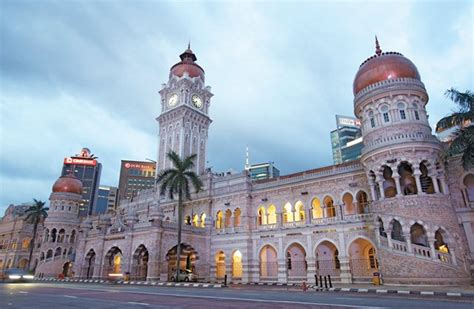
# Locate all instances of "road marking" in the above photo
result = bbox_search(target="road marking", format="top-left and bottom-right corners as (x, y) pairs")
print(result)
(446, 292), (461, 297)
(32, 283), (387, 308)
(18, 291), (28, 294)
(397, 290), (410, 294)
(420, 291), (434, 296)
(127, 302), (150, 306)
(64, 295), (78, 299)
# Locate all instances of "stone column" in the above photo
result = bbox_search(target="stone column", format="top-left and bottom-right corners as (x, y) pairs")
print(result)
(403, 232), (413, 253)
(392, 174), (403, 196)
(438, 176), (450, 194)
(431, 176), (440, 193)
(413, 168), (423, 194)
(307, 208), (312, 224)
(338, 256), (352, 283)
(368, 180), (377, 201)
(376, 175), (385, 199)
(306, 257), (316, 284)
(428, 236), (437, 260)
(277, 258), (287, 283)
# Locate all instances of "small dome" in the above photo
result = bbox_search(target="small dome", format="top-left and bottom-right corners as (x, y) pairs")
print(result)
(169, 45), (205, 81)
(353, 38), (421, 95)
(52, 175), (83, 195)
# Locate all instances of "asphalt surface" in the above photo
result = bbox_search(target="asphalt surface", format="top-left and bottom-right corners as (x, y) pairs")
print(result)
(0, 282), (473, 308)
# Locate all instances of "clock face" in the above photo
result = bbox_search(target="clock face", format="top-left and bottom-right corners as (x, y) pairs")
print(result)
(168, 93), (178, 107)
(191, 94), (203, 109)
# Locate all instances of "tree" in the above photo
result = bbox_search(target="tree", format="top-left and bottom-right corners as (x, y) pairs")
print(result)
(436, 88), (474, 170)
(156, 151), (203, 282)
(25, 199), (49, 271)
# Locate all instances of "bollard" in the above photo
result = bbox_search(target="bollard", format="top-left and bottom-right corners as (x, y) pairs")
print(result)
(319, 275), (323, 288)
(224, 274), (227, 287)
(314, 274), (318, 287)
(328, 274), (332, 288)
(324, 276), (328, 289)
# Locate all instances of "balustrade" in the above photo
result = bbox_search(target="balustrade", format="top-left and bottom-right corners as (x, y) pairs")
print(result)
(412, 243), (431, 258)
(391, 239), (408, 252)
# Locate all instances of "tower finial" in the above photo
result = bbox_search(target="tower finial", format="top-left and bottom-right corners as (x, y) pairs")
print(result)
(375, 35), (382, 56)
(188, 40), (191, 50)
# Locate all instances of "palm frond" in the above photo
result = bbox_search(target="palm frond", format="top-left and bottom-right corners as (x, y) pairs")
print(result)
(436, 112), (473, 132)
(184, 171), (203, 193)
(181, 154), (197, 171)
(167, 151), (184, 171)
(447, 125), (474, 169)
(445, 88), (474, 112)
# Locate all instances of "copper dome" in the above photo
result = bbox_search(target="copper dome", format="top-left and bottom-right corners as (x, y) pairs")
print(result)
(52, 175), (83, 195)
(353, 39), (421, 95)
(170, 45), (205, 81)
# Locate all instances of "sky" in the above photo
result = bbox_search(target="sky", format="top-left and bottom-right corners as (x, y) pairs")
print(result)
(0, 0), (473, 214)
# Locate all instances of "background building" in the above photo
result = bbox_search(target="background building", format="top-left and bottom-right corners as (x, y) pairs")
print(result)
(95, 186), (118, 214)
(246, 162), (280, 181)
(331, 115), (363, 164)
(118, 160), (156, 201)
(0, 203), (39, 271)
(61, 148), (101, 217)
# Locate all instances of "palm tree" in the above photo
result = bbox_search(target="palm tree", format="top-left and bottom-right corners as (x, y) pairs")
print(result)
(436, 88), (474, 169)
(156, 151), (203, 282)
(25, 199), (49, 271)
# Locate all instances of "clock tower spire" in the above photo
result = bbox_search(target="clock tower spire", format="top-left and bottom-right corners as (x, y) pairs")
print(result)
(157, 46), (213, 175)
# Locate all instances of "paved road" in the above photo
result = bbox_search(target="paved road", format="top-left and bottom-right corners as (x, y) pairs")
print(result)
(0, 282), (473, 308)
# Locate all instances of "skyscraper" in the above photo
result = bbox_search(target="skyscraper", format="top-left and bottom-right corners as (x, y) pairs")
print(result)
(95, 186), (118, 214)
(330, 115), (363, 164)
(118, 160), (156, 201)
(61, 147), (101, 217)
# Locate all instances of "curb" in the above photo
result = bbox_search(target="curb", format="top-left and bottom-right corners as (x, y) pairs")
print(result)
(311, 286), (474, 298)
(33, 278), (224, 289)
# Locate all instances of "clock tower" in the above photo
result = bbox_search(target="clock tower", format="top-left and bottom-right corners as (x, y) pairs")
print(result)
(157, 45), (213, 175)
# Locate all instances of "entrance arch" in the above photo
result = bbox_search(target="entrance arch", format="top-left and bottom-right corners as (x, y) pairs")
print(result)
(166, 243), (199, 281)
(232, 250), (243, 279)
(103, 247), (123, 277)
(315, 240), (340, 279)
(83, 249), (96, 279)
(348, 238), (378, 282)
(259, 245), (278, 280)
(286, 243), (307, 281)
(132, 245), (149, 281)
(215, 251), (226, 279)
(62, 261), (73, 277)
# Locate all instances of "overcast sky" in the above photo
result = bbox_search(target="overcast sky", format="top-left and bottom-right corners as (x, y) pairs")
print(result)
(0, 0), (472, 214)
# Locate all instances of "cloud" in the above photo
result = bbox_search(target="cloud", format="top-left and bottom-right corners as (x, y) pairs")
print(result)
(1, 1), (472, 214)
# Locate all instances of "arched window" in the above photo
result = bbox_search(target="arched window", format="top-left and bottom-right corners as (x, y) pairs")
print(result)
(398, 162), (417, 195)
(200, 213), (206, 228)
(70, 230), (76, 244)
(410, 223), (428, 247)
(397, 102), (406, 120)
(368, 111), (375, 128)
(184, 215), (191, 225)
(192, 214), (199, 227)
(283, 202), (293, 223)
(342, 193), (355, 215)
(257, 206), (266, 225)
(40, 252), (45, 261)
(267, 205), (277, 224)
(413, 103), (420, 120)
(232, 250), (243, 278)
(381, 105), (389, 123)
(58, 229), (65, 243)
(215, 211), (223, 229)
(51, 229), (57, 243)
(356, 191), (368, 213)
(294, 201), (305, 222)
(234, 208), (241, 227)
(391, 220), (405, 241)
(378, 217), (387, 237)
(434, 229), (449, 253)
(323, 196), (335, 218)
(382, 166), (397, 198)
(420, 162), (434, 194)
(311, 198), (323, 219)
(46, 250), (53, 259)
(224, 209), (232, 228)
(54, 247), (62, 257)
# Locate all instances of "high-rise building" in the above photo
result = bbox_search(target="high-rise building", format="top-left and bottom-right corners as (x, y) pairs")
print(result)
(61, 147), (101, 217)
(95, 186), (118, 214)
(118, 160), (157, 201)
(247, 162), (280, 181)
(331, 115), (363, 164)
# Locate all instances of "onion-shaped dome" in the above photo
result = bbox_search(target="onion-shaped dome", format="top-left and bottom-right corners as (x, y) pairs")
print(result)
(169, 44), (205, 81)
(52, 175), (83, 195)
(353, 37), (421, 95)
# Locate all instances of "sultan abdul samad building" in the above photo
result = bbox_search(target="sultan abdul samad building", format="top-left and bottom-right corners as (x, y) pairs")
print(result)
(34, 41), (474, 285)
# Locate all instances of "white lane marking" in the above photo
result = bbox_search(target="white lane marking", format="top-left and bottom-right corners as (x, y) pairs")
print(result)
(127, 302), (150, 306)
(420, 291), (434, 296)
(397, 290), (410, 294)
(18, 291), (28, 294)
(447, 292), (461, 297)
(35, 283), (386, 309)
(64, 295), (78, 298)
